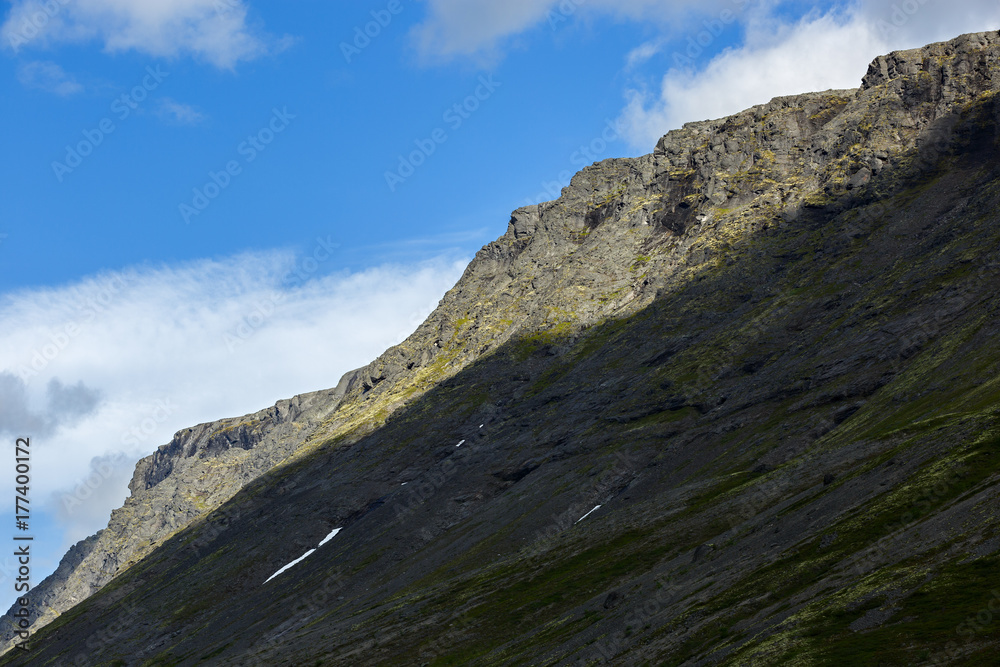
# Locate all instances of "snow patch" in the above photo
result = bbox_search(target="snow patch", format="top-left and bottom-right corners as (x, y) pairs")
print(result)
(576, 505), (602, 524)
(263, 527), (344, 584)
(456, 439), (466, 447)
(264, 549), (316, 584)
(319, 527), (342, 546)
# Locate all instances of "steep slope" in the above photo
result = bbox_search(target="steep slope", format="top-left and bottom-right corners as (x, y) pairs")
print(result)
(0, 386), (353, 651)
(5, 30), (1000, 666)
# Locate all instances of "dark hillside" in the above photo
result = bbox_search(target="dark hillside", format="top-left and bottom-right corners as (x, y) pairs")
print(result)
(4, 31), (1000, 666)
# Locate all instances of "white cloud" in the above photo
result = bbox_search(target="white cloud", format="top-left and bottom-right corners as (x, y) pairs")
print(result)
(16, 60), (83, 95)
(411, 0), (553, 61)
(411, 0), (1000, 146)
(618, 2), (1000, 150)
(157, 97), (206, 124)
(0, 250), (467, 565)
(625, 38), (666, 70)
(620, 11), (882, 149)
(410, 0), (736, 61)
(0, 373), (102, 437)
(1, 0), (278, 68)
(859, 0), (1000, 49)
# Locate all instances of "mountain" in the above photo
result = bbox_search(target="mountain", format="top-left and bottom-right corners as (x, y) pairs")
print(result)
(4, 30), (1000, 665)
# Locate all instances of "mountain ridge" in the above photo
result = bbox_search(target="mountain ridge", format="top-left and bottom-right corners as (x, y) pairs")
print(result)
(4, 29), (1000, 665)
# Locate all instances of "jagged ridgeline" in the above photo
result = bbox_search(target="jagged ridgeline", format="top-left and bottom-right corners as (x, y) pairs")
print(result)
(5, 31), (1000, 666)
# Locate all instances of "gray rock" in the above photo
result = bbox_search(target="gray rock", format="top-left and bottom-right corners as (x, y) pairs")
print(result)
(6, 29), (1000, 665)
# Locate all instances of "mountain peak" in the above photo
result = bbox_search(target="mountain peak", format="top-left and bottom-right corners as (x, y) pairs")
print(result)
(5, 31), (1000, 665)
(862, 29), (1000, 90)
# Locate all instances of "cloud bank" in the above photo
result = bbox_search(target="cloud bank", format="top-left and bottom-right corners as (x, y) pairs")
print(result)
(2, 0), (277, 68)
(0, 249), (467, 556)
(16, 59), (82, 95)
(0, 373), (102, 438)
(157, 97), (206, 124)
(619, 3), (1000, 149)
(410, 0), (1000, 149)
(620, 10), (883, 149)
(410, 0), (738, 61)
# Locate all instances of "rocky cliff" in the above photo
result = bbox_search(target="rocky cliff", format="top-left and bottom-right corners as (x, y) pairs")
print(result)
(0, 386), (353, 651)
(4, 30), (1000, 665)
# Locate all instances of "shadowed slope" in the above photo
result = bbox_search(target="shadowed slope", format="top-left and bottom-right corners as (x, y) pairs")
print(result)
(5, 31), (1000, 667)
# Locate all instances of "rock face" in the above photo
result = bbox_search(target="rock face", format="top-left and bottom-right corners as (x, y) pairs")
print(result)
(0, 387), (351, 652)
(4, 31), (1000, 665)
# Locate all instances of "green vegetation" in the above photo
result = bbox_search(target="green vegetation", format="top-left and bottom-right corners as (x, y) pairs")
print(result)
(8, 35), (1000, 667)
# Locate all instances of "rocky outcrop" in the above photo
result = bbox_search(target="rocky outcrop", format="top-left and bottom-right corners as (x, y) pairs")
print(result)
(303, 29), (1000, 453)
(5, 30), (1000, 665)
(0, 386), (352, 651)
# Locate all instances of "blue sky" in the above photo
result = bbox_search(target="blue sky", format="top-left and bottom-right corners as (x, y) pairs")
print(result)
(1, 0), (999, 596)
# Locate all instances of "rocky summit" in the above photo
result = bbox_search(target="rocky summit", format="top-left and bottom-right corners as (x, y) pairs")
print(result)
(4, 30), (1000, 666)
